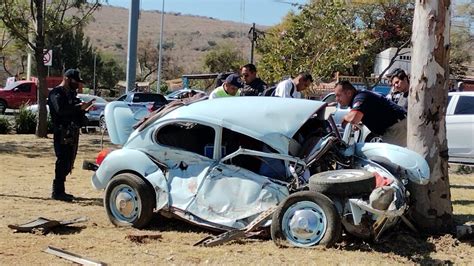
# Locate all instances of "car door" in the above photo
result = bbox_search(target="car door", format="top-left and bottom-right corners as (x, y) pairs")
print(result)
(152, 121), (219, 211)
(446, 94), (474, 162)
(186, 127), (290, 229)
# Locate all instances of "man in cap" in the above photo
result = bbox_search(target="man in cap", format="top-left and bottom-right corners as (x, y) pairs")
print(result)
(48, 69), (94, 201)
(209, 73), (243, 99)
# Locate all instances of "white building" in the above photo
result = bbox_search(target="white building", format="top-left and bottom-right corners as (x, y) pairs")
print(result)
(374, 47), (412, 77)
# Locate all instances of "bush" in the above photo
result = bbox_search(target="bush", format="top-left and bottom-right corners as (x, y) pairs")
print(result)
(15, 106), (37, 134)
(0, 116), (12, 134)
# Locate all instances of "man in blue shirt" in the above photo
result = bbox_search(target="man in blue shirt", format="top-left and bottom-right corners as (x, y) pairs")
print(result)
(334, 80), (407, 146)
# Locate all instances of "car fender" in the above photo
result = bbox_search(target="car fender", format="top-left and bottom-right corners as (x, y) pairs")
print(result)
(93, 148), (169, 209)
(354, 143), (430, 185)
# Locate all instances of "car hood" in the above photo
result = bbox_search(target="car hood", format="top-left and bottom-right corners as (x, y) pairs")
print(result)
(106, 97), (325, 153)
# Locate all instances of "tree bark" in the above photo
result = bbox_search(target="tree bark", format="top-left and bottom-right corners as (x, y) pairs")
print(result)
(408, 0), (453, 233)
(33, 0), (48, 137)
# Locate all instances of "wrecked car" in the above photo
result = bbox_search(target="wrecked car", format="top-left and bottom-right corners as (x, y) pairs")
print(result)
(83, 96), (430, 248)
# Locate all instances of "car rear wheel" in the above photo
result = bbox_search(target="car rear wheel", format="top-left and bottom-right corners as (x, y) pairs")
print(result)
(99, 115), (106, 131)
(271, 191), (341, 248)
(0, 100), (7, 114)
(104, 173), (155, 228)
(309, 169), (375, 197)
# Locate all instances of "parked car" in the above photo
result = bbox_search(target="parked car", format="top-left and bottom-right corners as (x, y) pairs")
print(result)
(447, 92), (474, 164)
(116, 92), (168, 111)
(165, 89), (206, 102)
(83, 97), (429, 248)
(78, 94), (108, 127)
(0, 81), (41, 114)
(26, 93), (108, 128)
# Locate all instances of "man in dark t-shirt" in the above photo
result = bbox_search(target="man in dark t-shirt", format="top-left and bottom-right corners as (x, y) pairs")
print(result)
(239, 63), (267, 96)
(334, 80), (407, 146)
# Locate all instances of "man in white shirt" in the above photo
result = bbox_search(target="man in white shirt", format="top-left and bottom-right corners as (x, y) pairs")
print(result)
(274, 72), (313, 98)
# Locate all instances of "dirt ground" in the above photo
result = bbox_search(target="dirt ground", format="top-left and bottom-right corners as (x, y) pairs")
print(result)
(0, 133), (473, 265)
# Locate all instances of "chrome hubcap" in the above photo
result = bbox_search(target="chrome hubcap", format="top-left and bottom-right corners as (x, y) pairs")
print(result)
(282, 201), (327, 247)
(110, 184), (140, 222)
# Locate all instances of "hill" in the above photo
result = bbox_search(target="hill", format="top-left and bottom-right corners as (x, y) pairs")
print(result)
(84, 5), (259, 74)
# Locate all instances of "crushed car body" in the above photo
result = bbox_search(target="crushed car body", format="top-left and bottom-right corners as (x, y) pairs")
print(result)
(84, 96), (430, 248)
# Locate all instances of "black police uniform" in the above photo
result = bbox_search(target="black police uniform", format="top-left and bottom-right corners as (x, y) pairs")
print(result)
(240, 78), (267, 96)
(351, 90), (407, 136)
(48, 86), (86, 201)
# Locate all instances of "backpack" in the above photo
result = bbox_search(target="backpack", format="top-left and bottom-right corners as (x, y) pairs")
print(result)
(261, 82), (295, 97)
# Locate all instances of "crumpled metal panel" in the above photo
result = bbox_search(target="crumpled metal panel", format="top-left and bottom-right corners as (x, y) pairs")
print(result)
(355, 142), (430, 185)
(186, 164), (289, 229)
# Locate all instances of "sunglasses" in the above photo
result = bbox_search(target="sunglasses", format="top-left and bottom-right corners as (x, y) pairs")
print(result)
(241, 74), (250, 78)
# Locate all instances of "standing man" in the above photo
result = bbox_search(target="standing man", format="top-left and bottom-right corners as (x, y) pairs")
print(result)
(48, 69), (94, 201)
(386, 68), (409, 110)
(334, 80), (407, 146)
(209, 73), (243, 99)
(239, 63), (267, 96)
(274, 72), (313, 98)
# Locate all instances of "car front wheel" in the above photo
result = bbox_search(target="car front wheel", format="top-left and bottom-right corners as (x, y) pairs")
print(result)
(104, 173), (155, 228)
(0, 100), (7, 114)
(271, 191), (341, 248)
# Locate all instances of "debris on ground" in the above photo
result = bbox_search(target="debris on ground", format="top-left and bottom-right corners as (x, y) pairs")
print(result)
(44, 246), (106, 266)
(126, 231), (162, 244)
(8, 216), (88, 234)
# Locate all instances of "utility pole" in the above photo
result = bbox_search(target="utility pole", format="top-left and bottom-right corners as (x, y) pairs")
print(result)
(157, 0), (165, 93)
(247, 23), (262, 64)
(93, 53), (97, 93)
(125, 0), (140, 93)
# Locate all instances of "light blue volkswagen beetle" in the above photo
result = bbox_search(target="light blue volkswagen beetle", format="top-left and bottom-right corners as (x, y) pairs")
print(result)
(84, 96), (430, 248)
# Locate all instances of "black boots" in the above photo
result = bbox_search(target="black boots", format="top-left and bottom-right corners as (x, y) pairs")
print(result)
(51, 180), (74, 202)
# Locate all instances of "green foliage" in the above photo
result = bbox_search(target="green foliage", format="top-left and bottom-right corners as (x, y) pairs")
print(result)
(203, 42), (246, 73)
(450, 27), (472, 78)
(0, 116), (12, 134)
(15, 106), (37, 134)
(257, 1), (365, 83)
(256, 2), (414, 82)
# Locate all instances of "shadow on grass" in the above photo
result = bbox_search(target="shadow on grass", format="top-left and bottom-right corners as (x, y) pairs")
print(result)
(0, 193), (102, 207)
(338, 229), (452, 264)
(451, 184), (474, 189)
(146, 215), (212, 235)
(73, 197), (103, 207)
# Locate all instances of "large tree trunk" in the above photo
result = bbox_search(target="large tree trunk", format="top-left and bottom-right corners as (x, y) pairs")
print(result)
(408, 0), (453, 233)
(33, 0), (48, 138)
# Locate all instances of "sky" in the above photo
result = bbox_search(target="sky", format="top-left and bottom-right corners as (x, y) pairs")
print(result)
(106, 0), (309, 26)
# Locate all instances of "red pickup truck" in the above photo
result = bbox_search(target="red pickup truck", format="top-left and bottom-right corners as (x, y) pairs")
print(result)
(0, 77), (64, 114)
(0, 81), (42, 114)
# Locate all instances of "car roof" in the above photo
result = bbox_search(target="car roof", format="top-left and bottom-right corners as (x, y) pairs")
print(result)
(3, 81), (35, 90)
(449, 91), (474, 96)
(155, 97), (326, 153)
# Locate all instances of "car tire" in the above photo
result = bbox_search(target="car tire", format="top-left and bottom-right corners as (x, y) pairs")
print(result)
(104, 173), (155, 228)
(271, 191), (341, 248)
(365, 133), (383, 143)
(309, 169), (375, 197)
(0, 100), (7, 114)
(99, 115), (106, 131)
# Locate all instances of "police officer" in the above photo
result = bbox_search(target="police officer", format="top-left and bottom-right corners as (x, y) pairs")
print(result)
(48, 69), (94, 201)
(334, 80), (407, 146)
